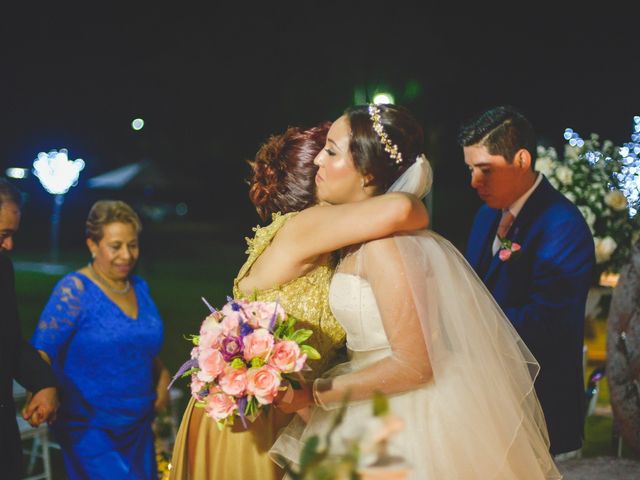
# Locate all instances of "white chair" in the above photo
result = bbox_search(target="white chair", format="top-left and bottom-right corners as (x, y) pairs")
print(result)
(13, 381), (57, 480)
(16, 415), (53, 480)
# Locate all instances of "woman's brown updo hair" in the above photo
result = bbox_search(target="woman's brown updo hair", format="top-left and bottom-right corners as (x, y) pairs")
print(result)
(346, 104), (424, 194)
(248, 122), (330, 221)
(85, 200), (142, 243)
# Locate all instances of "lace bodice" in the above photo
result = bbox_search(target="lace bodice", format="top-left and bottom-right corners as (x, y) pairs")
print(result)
(31, 273), (163, 430)
(233, 212), (346, 377)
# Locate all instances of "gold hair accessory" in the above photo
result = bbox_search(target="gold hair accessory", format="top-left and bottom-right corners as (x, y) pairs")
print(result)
(368, 104), (403, 164)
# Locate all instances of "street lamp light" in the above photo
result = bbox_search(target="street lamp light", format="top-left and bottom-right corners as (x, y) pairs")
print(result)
(373, 92), (395, 105)
(33, 148), (85, 263)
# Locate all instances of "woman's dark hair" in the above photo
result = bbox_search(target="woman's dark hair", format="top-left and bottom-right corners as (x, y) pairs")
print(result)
(457, 105), (537, 166)
(248, 122), (330, 221)
(346, 104), (424, 194)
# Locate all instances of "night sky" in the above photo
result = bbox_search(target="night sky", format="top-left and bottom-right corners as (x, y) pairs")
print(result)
(3, 5), (638, 248)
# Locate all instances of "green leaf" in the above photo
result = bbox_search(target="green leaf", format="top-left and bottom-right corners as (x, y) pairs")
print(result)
(283, 374), (301, 390)
(275, 457), (301, 480)
(288, 329), (313, 344)
(372, 390), (389, 417)
(181, 368), (199, 378)
(300, 345), (321, 360)
(245, 396), (260, 417)
(273, 322), (286, 339)
(285, 316), (297, 336)
(183, 334), (200, 346)
(298, 435), (320, 469)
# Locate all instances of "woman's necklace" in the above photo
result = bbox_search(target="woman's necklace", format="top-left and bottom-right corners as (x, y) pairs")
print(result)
(88, 262), (131, 295)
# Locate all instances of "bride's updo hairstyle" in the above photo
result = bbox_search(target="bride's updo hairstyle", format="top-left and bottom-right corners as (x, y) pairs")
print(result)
(346, 104), (424, 194)
(248, 122), (330, 221)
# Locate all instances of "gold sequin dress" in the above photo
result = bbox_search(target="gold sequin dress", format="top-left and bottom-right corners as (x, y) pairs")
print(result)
(170, 212), (346, 479)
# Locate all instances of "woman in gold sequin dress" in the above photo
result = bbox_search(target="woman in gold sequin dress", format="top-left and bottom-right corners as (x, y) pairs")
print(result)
(169, 123), (428, 479)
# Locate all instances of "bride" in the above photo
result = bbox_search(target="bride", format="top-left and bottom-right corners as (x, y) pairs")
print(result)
(271, 104), (561, 479)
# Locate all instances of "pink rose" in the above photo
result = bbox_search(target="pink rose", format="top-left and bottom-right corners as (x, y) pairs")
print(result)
(498, 249), (512, 262)
(243, 329), (275, 361)
(222, 299), (250, 314)
(205, 391), (238, 421)
(245, 301), (286, 329)
(198, 348), (225, 380)
(190, 375), (206, 399)
(219, 366), (248, 396)
(221, 300), (249, 332)
(511, 242), (521, 252)
(200, 312), (222, 334)
(269, 340), (307, 373)
(220, 315), (241, 336)
(246, 365), (281, 405)
(199, 320), (224, 350)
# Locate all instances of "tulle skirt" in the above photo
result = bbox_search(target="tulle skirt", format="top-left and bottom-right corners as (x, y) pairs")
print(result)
(271, 348), (561, 480)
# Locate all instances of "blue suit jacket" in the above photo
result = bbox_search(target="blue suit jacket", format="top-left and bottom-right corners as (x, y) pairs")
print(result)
(466, 176), (595, 455)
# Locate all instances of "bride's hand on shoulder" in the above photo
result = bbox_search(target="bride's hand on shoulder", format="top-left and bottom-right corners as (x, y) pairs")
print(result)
(275, 382), (314, 414)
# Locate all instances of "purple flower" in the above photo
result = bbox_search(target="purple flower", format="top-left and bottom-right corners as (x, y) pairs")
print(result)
(240, 322), (254, 337)
(168, 357), (198, 390)
(237, 396), (248, 429)
(221, 335), (244, 362)
(227, 296), (241, 311)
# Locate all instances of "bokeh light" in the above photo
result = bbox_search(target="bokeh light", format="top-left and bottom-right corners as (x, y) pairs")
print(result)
(33, 149), (85, 195)
(132, 118), (145, 131)
(373, 93), (394, 105)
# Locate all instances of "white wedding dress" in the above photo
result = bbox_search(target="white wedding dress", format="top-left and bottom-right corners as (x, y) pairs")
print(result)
(271, 231), (562, 479)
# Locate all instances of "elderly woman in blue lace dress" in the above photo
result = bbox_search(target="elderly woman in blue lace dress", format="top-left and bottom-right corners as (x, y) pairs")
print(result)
(31, 200), (170, 480)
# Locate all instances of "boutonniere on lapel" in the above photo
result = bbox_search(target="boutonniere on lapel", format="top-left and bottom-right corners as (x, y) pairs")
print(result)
(497, 236), (521, 262)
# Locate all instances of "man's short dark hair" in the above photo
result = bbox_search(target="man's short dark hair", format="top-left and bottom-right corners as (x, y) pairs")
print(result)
(0, 178), (22, 210)
(457, 105), (537, 166)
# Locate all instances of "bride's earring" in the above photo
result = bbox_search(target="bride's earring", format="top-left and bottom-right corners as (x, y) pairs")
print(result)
(360, 178), (365, 190)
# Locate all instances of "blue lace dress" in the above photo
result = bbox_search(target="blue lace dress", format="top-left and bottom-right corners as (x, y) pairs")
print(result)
(31, 272), (164, 480)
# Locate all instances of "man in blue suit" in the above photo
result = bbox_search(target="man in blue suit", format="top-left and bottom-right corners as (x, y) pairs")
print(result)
(459, 106), (595, 457)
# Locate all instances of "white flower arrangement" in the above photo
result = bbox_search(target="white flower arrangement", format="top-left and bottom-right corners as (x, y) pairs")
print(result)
(279, 392), (409, 480)
(536, 118), (640, 275)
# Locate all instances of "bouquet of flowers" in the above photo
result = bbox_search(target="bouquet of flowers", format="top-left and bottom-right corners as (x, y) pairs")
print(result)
(535, 117), (640, 275)
(171, 296), (320, 428)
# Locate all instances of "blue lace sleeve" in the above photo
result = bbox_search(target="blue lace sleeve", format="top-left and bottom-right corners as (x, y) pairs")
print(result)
(31, 273), (86, 362)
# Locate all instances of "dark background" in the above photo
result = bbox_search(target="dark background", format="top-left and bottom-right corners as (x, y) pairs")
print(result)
(3, 5), (638, 251)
